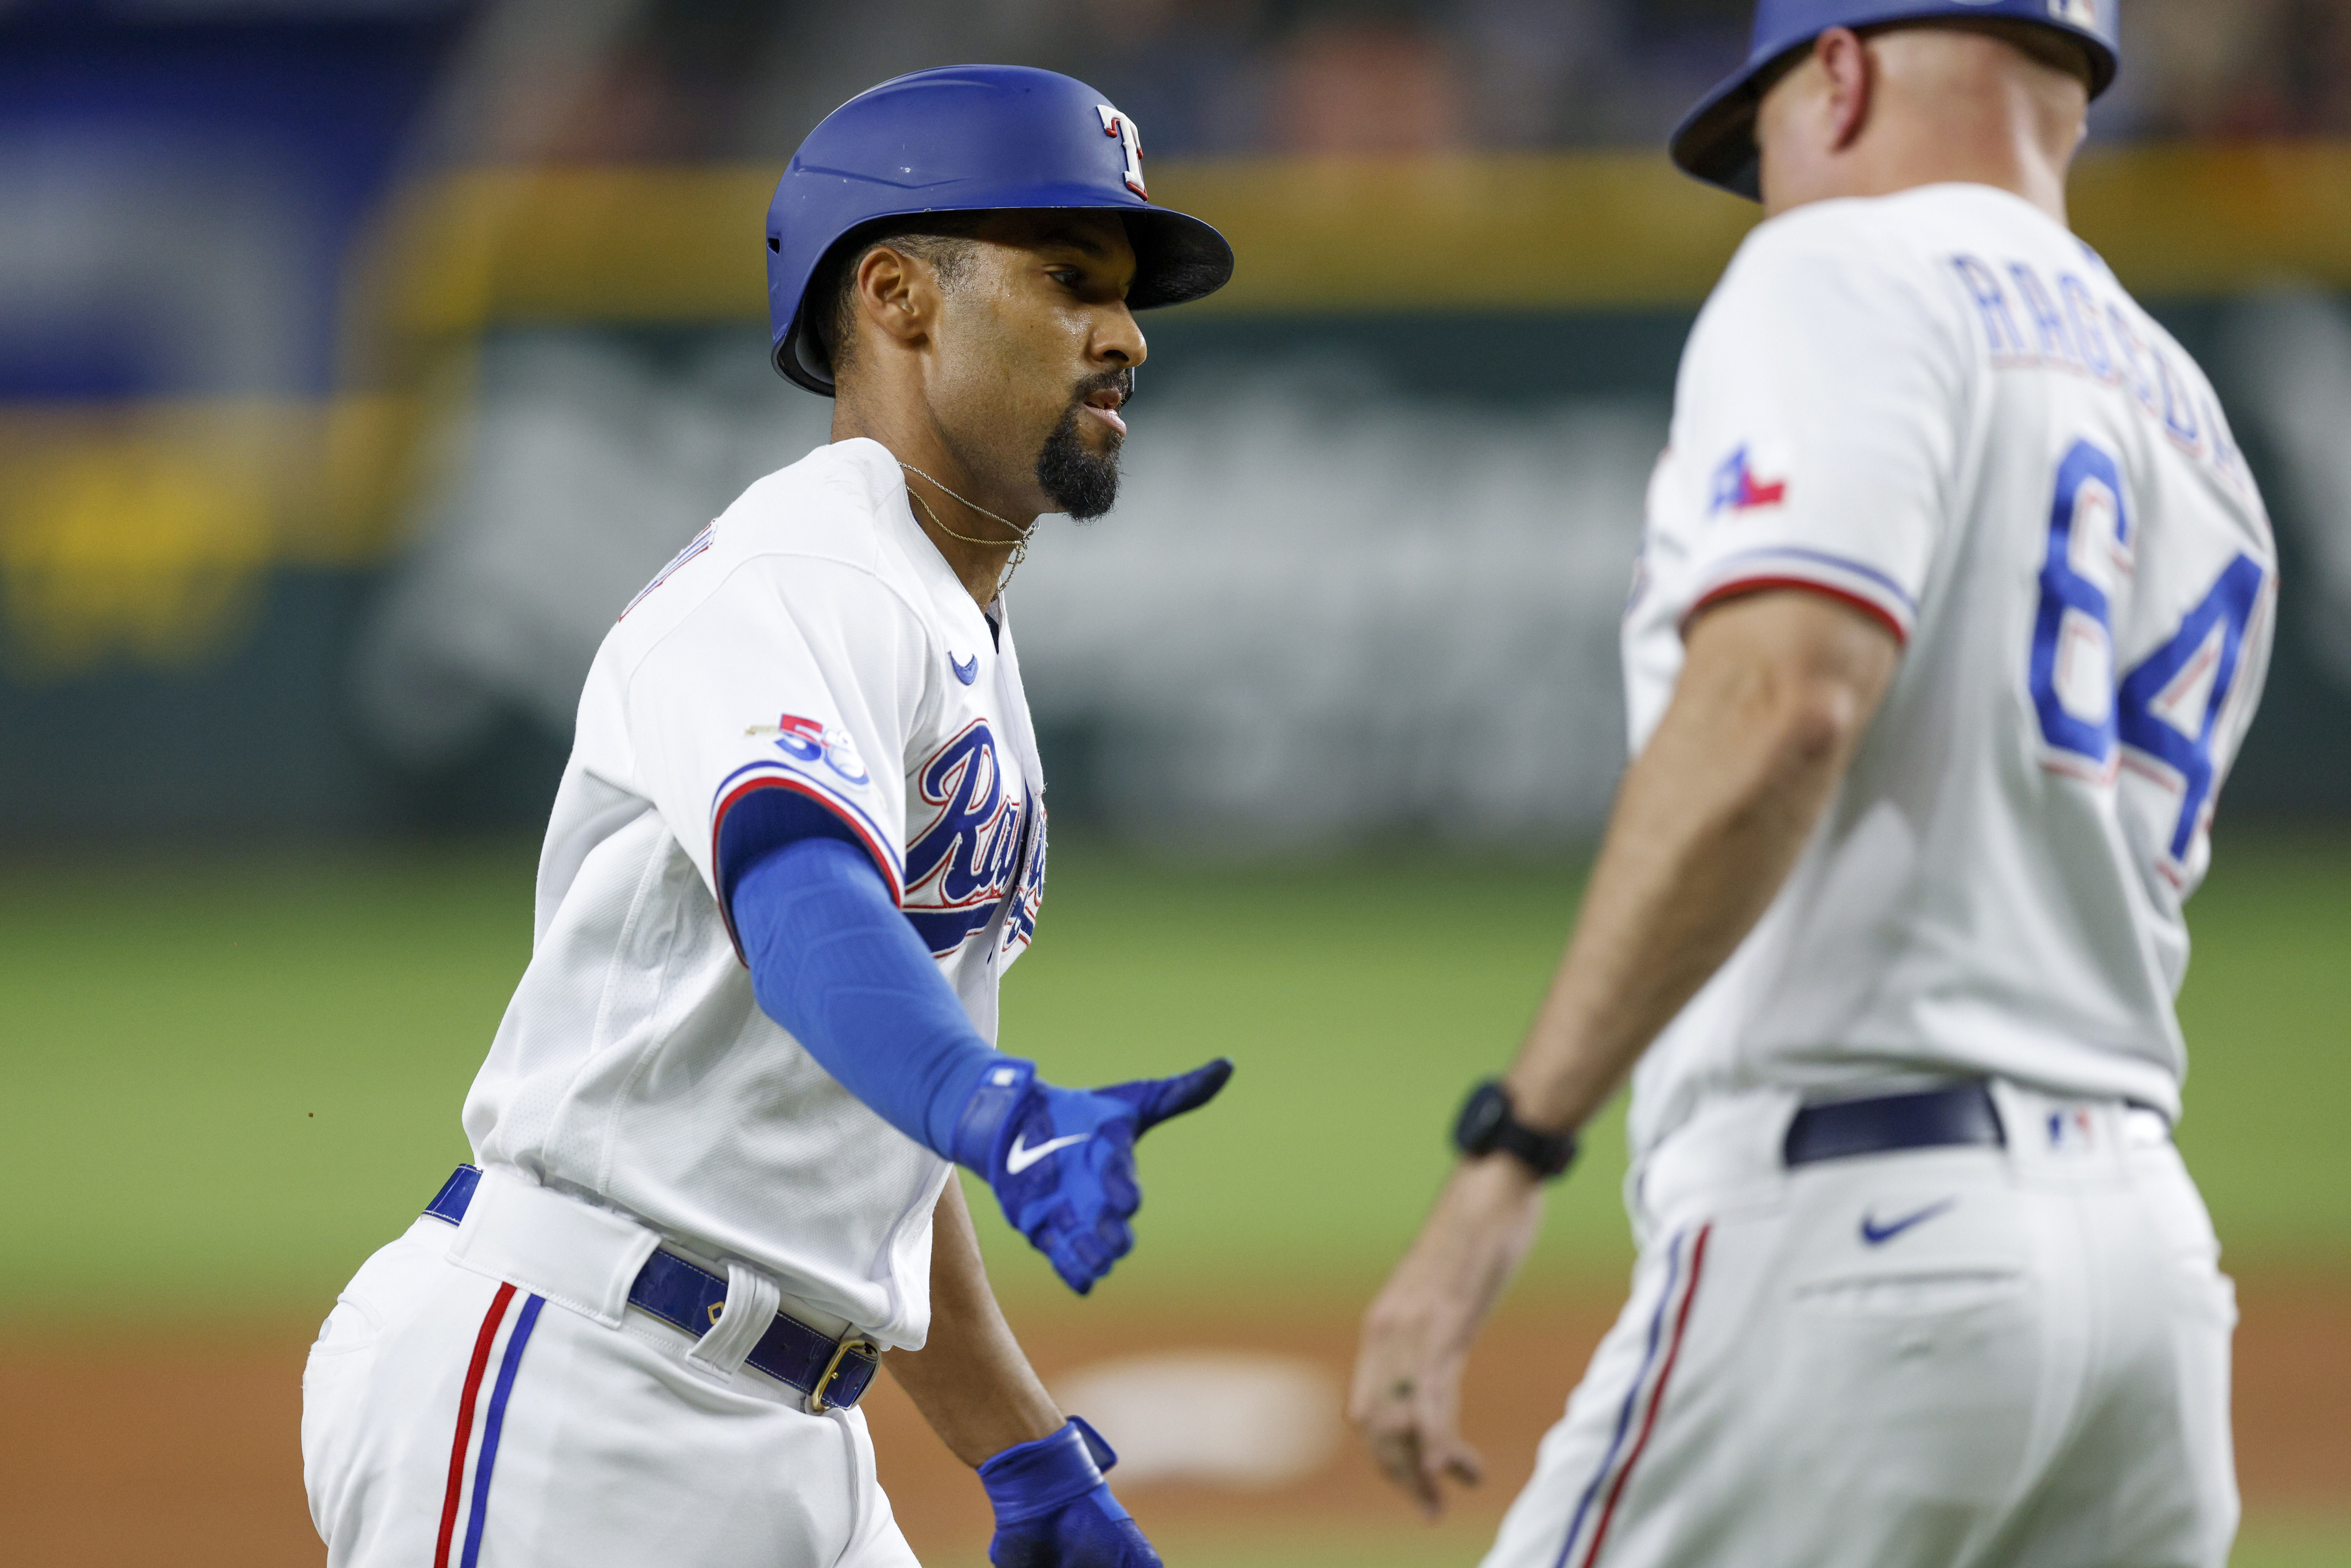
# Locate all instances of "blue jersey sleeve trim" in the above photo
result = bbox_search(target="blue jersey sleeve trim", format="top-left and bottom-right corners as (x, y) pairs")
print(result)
(712, 762), (903, 961)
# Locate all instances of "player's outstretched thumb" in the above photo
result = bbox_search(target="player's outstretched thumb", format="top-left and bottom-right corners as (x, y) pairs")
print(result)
(1100, 1058), (1233, 1136)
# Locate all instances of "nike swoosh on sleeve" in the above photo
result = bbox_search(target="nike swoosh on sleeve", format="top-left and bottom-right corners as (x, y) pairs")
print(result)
(1005, 1132), (1088, 1174)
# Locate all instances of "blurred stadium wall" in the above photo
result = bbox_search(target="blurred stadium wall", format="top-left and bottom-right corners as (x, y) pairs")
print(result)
(4, 1), (2350, 846)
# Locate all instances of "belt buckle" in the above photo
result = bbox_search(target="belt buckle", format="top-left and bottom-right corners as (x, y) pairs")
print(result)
(808, 1334), (880, 1413)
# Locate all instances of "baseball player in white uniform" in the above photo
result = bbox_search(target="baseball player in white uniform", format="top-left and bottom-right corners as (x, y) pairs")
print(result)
(1352, 6), (2273, 1567)
(302, 67), (1236, 1568)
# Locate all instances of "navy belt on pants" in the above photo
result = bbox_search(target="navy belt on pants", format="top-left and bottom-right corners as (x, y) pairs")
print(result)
(1782, 1081), (2005, 1167)
(422, 1166), (880, 1410)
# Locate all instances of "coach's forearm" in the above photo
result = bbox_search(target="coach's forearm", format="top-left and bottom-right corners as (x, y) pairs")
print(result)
(884, 1177), (1065, 1467)
(1506, 592), (1899, 1133)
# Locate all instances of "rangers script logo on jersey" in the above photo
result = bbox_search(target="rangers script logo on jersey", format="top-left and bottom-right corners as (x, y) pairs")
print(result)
(905, 720), (1038, 956)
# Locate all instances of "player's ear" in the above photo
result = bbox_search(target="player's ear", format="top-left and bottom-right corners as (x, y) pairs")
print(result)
(1818, 26), (1873, 152)
(852, 244), (933, 350)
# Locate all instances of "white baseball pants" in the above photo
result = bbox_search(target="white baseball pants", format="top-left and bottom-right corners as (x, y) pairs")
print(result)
(1483, 1082), (2237, 1568)
(301, 1201), (922, 1568)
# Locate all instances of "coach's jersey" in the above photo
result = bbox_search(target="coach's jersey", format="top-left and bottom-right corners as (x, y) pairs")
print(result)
(460, 437), (1048, 1348)
(1623, 183), (2274, 1155)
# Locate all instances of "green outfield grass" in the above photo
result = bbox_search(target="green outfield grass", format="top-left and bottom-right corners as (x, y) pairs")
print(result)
(2, 833), (2342, 1565)
(0, 830), (2344, 1317)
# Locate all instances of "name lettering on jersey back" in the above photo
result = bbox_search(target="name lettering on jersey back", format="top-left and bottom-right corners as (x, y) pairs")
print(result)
(905, 719), (1034, 956)
(1947, 253), (2249, 495)
(619, 523), (714, 620)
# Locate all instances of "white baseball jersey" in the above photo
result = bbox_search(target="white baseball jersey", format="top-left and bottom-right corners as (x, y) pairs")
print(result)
(1623, 183), (2275, 1155)
(460, 436), (1049, 1348)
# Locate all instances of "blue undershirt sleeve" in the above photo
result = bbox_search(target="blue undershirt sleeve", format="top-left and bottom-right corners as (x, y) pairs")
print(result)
(732, 835), (1019, 1159)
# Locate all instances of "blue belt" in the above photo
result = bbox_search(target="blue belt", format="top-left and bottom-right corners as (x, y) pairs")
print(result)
(1782, 1082), (2005, 1167)
(423, 1166), (880, 1411)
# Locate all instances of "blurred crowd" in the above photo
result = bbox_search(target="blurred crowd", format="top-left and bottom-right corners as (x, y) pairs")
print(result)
(3, 0), (2344, 414)
(13, 0), (2349, 169)
(5, 0), (2351, 842)
(467, 0), (2351, 162)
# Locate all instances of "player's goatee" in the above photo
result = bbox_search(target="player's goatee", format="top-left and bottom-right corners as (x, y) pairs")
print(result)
(1036, 367), (1131, 521)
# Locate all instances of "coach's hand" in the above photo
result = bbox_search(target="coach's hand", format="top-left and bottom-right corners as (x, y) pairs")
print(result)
(953, 1058), (1232, 1294)
(981, 1417), (1160, 1567)
(1351, 1154), (1546, 1517)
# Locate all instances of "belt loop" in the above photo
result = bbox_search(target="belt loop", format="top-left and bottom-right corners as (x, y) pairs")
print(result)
(688, 1261), (781, 1378)
(1987, 1078), (2066, 1173)
(446, 1166), (660, 1329)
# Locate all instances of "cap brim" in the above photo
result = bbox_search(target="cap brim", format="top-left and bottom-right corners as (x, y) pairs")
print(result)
(1668, 54), (1786, 203)
(777, 202), (1235, 395)
(1123, 207), (1236, 311)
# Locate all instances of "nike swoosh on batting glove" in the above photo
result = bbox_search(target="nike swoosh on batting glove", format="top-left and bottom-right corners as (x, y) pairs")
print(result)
(980, 1417), (1159, 1568)
(952, 1058), (1232, 1294)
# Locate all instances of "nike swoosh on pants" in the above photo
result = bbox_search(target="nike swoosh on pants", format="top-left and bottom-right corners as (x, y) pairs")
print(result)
(1859, 1198), (1956, 1245)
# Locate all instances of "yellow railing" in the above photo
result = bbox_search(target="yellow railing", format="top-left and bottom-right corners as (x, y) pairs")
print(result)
(368, 143), (2351, 333)
(3, 145), (2345, 673)
(0, 397), (416, 675)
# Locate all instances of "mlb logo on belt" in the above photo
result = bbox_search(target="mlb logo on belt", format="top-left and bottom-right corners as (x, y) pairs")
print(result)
(2046, 1107), (2097, 1150)
(1708, 443), (1789, 516)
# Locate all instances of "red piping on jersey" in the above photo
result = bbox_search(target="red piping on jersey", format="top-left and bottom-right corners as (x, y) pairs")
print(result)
(1577, 1223), (1711, 1568)
(709, 772), (905, 964)
(436, 1282), (517, 1568)
(1687, 577), (1909, 646)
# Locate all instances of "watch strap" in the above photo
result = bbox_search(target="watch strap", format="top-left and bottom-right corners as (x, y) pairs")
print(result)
(1491, 1110), (1577, 1179)
(1454, 1078), (1577, 1179)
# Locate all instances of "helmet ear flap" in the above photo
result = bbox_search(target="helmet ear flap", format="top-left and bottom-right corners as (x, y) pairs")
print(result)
(784, 218), (914, 397)
(787, 319), (836, 395)
(779, 228), (863, 396)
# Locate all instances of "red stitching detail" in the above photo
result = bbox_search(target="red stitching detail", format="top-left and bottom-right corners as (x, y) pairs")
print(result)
(709, 773), (905, 965)
(713, 774), (901, 899)
(1578, 1223), (1712, 1568)
(1687, 577), (1910, 646)
(435, 1282), (517, 1568)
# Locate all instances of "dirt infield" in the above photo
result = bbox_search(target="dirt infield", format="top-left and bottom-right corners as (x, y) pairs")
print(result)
(2, 1276), (2341, 1566)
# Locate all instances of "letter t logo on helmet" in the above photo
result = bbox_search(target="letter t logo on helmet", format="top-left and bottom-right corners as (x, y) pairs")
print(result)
(765, 65), (1232, 396)
(1096, 106), (1146, 198)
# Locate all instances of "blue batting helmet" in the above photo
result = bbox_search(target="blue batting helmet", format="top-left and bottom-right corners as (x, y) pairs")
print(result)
(766, 64), (1235, 395)
(1670, 0), (2121, 200)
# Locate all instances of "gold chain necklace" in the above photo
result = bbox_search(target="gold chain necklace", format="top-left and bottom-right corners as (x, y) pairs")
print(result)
(899, 463), (1034, 591)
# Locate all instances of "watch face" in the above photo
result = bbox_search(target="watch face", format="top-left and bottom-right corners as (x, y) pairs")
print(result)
(1454, 1082), (1508, 1154)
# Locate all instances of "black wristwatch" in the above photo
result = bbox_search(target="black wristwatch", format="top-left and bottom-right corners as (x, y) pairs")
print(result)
(1452, 1078), (1578, 1179)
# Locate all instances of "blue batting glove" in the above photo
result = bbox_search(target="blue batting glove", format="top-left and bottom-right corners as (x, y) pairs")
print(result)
(952, 1057), (1232, 1294)
(980, 1418), (1158, 1568)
